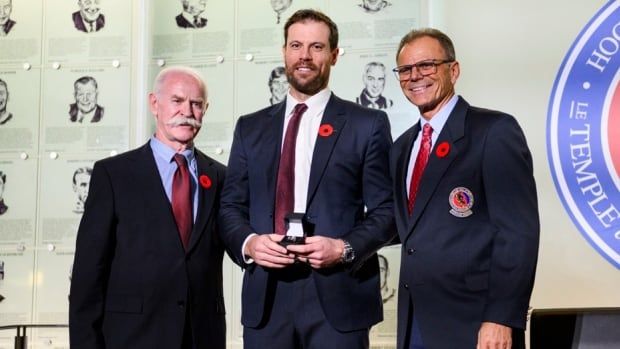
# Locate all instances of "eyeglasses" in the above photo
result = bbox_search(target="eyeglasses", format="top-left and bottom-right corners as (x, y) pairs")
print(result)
(392, 59), (454, 81)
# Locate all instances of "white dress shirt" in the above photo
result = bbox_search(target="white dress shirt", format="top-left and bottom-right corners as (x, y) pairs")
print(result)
(283, 88), (331, 212)
(241, 88), (332, 261)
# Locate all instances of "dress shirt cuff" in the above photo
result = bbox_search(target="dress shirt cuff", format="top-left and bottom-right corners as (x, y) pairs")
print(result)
(241, 233), (257, 264)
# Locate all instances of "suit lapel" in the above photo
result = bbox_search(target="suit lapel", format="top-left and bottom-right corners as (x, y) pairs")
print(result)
(394, 126), (418, 236)
(306, 94), (347, 207)
(135, 143), (186, 251)
(405, 97), (469, 240)
(266, 103), (287, 208)
(187, 150), (218, 252)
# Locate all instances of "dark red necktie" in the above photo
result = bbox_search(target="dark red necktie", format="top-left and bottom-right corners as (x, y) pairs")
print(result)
(172, 154), (193, 249)
(274, 103), (308, 235)
(408, 123), (433, 215)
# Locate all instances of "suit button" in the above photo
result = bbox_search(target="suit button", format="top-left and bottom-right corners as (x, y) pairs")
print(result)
(403, 284), (409, 289)
(407, 248), (414, 255)
(177, 301), (185, 308)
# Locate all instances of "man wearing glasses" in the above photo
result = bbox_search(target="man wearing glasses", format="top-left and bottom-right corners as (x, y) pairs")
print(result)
(389, 28), (539, 349)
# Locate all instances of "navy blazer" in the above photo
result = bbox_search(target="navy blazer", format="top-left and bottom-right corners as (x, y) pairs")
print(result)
(390, 97), (539, 349)
(219, 93), (395, 331)
(69, 142), (227, 349)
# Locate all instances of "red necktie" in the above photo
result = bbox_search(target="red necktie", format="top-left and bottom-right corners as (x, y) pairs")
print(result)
(172, 154), (193, 249)
(274, 103), (308, 235)
(408, 123), (433, 215)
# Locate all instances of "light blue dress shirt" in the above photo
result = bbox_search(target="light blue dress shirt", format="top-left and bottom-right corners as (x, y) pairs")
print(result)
(150, 136), (199, 222)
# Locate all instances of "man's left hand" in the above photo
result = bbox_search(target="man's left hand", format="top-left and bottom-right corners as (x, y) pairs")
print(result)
(285, 236), (344, 269)
(477, 322), (512, 349)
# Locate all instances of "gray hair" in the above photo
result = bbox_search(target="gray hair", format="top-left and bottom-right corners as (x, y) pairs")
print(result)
(153, 66), (207, 100)
(396, 28), (456, 63)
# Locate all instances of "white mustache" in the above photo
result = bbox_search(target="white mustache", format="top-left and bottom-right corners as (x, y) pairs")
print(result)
(166, 116), (202, 128)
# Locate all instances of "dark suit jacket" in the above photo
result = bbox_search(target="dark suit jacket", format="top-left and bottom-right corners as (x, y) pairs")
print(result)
(219, 94), (395, 332)
(69, 142), (227, 349)
(69, 103), (104, 123)
(390, 97), (539, 349)
(72, 11), (105, 32)
(176, 14), (207, 28)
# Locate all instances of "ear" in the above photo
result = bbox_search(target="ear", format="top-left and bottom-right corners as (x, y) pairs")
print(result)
(203, 101), (209, 113)
(148, 92), (158, 116)
(450, 61), (460, 84)
(331, 47), (339, 66)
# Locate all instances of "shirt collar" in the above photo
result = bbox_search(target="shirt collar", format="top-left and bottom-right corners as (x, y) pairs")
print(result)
(284, 88), (332, 118)
(150, 135), (195, 164)
(419, 94), (458, 134)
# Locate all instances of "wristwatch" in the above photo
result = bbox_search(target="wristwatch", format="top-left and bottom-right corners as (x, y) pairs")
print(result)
(341, 240), (355, 263)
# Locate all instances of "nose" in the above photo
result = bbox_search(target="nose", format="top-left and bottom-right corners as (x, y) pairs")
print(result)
(299, 47), (311, 60)
(408, 67), (424, 81)
(180, 100), (192, 116)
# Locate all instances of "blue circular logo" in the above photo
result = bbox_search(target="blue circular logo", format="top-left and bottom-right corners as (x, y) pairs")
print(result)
(547, 0), (620, 269)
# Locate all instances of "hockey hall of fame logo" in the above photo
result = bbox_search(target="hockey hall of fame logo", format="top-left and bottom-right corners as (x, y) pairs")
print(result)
(547, 0), (620, 269)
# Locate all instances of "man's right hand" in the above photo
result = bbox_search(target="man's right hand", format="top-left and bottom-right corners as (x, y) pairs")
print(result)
(244, 234), (295, 268)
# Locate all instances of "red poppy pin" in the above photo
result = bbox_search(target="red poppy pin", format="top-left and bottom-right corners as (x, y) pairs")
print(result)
(199, 175), (212, 189)
(318, 123), (334, 137)
(436, 141), (450, 158)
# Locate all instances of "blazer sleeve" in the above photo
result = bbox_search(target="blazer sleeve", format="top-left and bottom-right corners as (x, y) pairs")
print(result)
(481, 115), (540, 329)
(341, 111), (397, 268)
(218, 118), (255, 266)
(69, 161), (115, 349)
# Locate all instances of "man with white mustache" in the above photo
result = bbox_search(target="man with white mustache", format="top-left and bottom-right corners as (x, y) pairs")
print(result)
(70, 66), (228, 349)
(220, 9), (394, 349)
